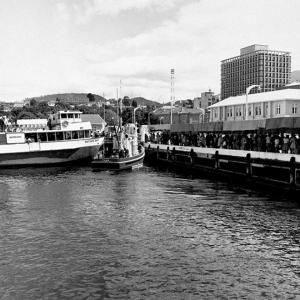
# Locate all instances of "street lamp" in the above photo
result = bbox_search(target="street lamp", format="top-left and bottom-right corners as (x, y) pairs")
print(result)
(148, 111), (153, 125)
(245, 85), (260, 120)
(133, 107), (142, 125)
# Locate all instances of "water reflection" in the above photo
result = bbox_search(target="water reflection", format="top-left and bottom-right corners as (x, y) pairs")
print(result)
(0, 166), (299, 299)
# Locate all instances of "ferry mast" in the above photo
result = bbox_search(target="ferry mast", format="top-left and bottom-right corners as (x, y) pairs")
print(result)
(170, 68), (175, 124)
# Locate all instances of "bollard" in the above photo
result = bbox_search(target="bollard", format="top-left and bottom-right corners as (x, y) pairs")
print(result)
(172, 147), (176, 161)
(167, 146), (169, 160)
(246, 153), (252, 177)
(190, 148), (195, 164)
(214, 150), (219, 169)
(289, 157), (296, 186)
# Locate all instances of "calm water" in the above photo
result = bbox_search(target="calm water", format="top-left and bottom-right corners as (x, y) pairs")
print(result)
(0, 166), (299, 300)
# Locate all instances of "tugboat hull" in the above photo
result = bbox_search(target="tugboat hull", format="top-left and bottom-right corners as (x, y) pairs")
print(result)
(92, 147), (145, 171)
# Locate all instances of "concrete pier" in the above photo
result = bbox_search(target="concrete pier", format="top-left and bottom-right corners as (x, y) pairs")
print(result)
(145, 143), (300, 197)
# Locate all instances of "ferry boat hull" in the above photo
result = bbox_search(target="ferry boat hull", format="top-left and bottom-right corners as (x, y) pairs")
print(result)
(0, 137), (104, 167)
(92, 147), (145, 171)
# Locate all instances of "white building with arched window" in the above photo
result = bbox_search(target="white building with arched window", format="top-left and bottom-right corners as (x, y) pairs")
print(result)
(209, 89), (300, 123)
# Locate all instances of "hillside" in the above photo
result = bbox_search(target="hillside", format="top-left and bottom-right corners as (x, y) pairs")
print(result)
(130, 97), (160, 107)
(25, 93), (160, 107)
(26, 93), (106, 104)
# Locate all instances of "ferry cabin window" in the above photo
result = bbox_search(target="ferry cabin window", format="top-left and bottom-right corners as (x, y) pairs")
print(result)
(65, 131), (72, 140)
(56, 131), (64, 140)
(84, 130), (90, 138)
(25, 133), (37, 142)
(48, 132), (56, 141)
(37, 132), (47, 142)
(67, 114), (73, 119)
(71, 131), (79, 139)
(78, 130), (84, 139)
(61, 113), (67, 119)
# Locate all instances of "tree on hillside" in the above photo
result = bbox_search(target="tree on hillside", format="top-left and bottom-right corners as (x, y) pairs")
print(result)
(121, 107), (132, 124)
(147, 111), (159, 125)
(104, 109), (118, 126)
(87, 93), (95, 102)
(185, 99), (193, 108)
(123, 96), (130, 107)
(132, 99), (137, 108)
(54, 99), (71, 111)
(37, 101), (50, 116)
(16, 111), (38, 120)
(134, 109), (146, 125)
(30, 98), (37, 107)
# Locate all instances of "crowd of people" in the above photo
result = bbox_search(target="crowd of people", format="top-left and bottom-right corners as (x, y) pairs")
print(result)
(146, 130), (300, 154)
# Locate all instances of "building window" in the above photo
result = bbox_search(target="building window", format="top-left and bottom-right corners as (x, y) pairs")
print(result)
(276, 104), (281, 115)
(292, 104), (297, 114)
(248, 106), (252, 116)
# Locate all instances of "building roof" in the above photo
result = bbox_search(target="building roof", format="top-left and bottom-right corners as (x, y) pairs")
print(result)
(209, 89), (300, 109)
(81, 114), (105, 124)
(154, 107), (204, 115)
(17, 119), (48, 125)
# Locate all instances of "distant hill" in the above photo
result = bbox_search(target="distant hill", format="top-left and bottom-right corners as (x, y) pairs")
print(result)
(291, 70), (300, 82)
(130, 97), (160, 107)
(24, 93), (160, 107)
(26, 93), (106, 104)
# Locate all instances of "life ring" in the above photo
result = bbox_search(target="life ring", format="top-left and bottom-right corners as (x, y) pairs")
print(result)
(62, 121), (68, 127)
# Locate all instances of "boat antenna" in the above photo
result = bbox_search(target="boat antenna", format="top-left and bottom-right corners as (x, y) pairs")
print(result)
(119, 79), (122, 128)
(170, 68), (175, 125)
(116, 88), (119, 127)
(103, 92), (105, 123)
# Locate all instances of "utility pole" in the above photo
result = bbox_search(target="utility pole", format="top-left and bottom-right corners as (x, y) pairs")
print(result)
(119, 80), (122, 128)
(116, 88), (119, 126)
(170, 69), (175, 124)
(103, 93), (105, 123)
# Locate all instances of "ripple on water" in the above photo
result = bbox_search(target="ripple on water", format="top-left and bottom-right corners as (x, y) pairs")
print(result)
(0, 166), (299, 299)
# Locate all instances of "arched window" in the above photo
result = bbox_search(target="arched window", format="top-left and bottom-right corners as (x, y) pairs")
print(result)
(276, 104), (281, 115)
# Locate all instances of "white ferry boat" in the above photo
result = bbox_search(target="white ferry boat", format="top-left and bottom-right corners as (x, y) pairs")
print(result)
(0, 111), (104, 167)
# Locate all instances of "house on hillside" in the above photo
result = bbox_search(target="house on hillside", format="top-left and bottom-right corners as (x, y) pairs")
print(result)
(13, 103), (24, 109)
(0, 103), (13, 112)
(81, 114), (106, 133)
(17, 119), (48, 131)
(47, 101), (56, 107)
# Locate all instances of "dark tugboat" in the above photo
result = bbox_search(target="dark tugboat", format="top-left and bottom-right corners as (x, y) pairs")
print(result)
(92, 123), (144, 171)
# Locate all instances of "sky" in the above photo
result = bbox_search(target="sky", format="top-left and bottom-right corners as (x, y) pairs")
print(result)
(1, 0), (300, 102)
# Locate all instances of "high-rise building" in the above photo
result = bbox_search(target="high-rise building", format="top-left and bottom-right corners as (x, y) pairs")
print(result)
(221, 44), (291, 100)
(193, 90), (219, 110)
